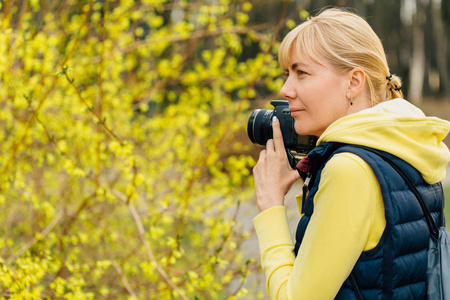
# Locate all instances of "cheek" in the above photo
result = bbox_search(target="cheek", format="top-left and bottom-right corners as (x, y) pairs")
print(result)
(293, 76), (346, 135)
(292, 100), (339, 136)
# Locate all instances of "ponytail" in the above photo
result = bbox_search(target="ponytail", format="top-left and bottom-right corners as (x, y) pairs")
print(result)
(386, 74), (403, 100)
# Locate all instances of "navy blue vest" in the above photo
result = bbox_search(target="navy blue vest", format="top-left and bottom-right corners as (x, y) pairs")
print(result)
(294, 142), (443, 299)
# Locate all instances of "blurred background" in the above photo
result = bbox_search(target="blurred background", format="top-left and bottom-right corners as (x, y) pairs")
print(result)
(0, 0), (448, 299)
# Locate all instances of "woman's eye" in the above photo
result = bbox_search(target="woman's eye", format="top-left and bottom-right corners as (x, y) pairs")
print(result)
(283, 69), (307, 80)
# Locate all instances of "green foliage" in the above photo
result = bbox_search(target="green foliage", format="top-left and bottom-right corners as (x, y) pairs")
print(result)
(443, 185), (450, 229)
(0, 0), (289, 299)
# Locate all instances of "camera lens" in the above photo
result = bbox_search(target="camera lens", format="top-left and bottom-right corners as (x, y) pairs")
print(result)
(247, 109), (273, 145)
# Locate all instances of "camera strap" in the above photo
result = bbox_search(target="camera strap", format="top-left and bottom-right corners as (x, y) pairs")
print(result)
(301, 174), (311, 215)
(286, 149), (297, 170)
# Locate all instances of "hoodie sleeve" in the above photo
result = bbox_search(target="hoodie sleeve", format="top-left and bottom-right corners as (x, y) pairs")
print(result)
(253, 152), (386, 300)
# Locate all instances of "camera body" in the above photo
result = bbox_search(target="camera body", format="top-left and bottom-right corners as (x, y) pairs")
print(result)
(247, 100), (316, 168)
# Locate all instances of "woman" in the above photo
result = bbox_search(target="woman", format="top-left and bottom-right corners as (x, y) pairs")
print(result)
(252, 8), (450, 299)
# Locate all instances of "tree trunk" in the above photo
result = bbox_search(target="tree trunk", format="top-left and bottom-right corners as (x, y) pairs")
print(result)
(433, 0), (450, 97)
(409, 0), (426, 105)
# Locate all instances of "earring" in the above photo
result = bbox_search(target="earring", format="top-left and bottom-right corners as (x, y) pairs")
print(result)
(350, 94), (353, 106)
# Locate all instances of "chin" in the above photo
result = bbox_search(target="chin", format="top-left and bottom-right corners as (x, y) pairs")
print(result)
(295, 125), (319, 137)
(294, 124), (308, 135)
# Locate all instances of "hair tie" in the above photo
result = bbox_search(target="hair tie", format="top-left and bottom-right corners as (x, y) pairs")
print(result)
(389, 85), (402, 91)
(386, 74), (402, 92)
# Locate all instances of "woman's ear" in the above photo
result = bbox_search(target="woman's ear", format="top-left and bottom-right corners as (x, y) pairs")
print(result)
(346, 67), (366, 98)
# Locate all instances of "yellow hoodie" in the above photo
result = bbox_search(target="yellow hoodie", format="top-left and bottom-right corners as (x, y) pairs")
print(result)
(253, 99), (450, 300)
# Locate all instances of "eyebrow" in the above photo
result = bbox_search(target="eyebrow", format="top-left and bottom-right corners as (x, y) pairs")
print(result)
(290, 62), (309, 70)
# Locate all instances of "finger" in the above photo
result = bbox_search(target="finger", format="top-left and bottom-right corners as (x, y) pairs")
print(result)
(258, 149), (266, 162)
(290, 168), (301, 181)
(272, 116), (285, 152)
(254, 150), (266, 175)
(266, 139), (274, 152)
(285, 169), (301, 191)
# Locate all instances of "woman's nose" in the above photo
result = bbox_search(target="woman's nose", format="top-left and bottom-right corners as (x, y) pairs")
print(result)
(280, 77), (296, 100)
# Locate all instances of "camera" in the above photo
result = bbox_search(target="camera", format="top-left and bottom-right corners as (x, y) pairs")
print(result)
(247, 100), (316, 169)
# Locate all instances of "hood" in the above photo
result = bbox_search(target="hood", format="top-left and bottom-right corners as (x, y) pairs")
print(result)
(318, 99), (450, 184)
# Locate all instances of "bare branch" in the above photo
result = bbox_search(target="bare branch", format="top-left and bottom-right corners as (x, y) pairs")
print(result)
(112, 261), (139, 300)
(111, 188), (188, 300)
(89, 24), (271, 64)
(6, 210), (65, 264)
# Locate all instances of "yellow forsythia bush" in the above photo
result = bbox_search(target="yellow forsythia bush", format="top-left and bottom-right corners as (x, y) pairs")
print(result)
(0, 0), (287, 299)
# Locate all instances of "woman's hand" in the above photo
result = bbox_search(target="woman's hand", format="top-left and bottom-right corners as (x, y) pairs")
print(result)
(253, 116), (301, 212)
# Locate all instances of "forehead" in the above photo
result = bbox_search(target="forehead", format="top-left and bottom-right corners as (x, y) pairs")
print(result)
(280, 39), (326, 71)
(285, 44), (326, 70)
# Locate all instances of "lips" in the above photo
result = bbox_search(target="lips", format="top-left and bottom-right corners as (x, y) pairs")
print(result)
(290, 108), (304, 117)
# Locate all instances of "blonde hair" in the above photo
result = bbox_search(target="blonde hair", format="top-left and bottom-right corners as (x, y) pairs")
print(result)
(279, 8), (403, 106)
